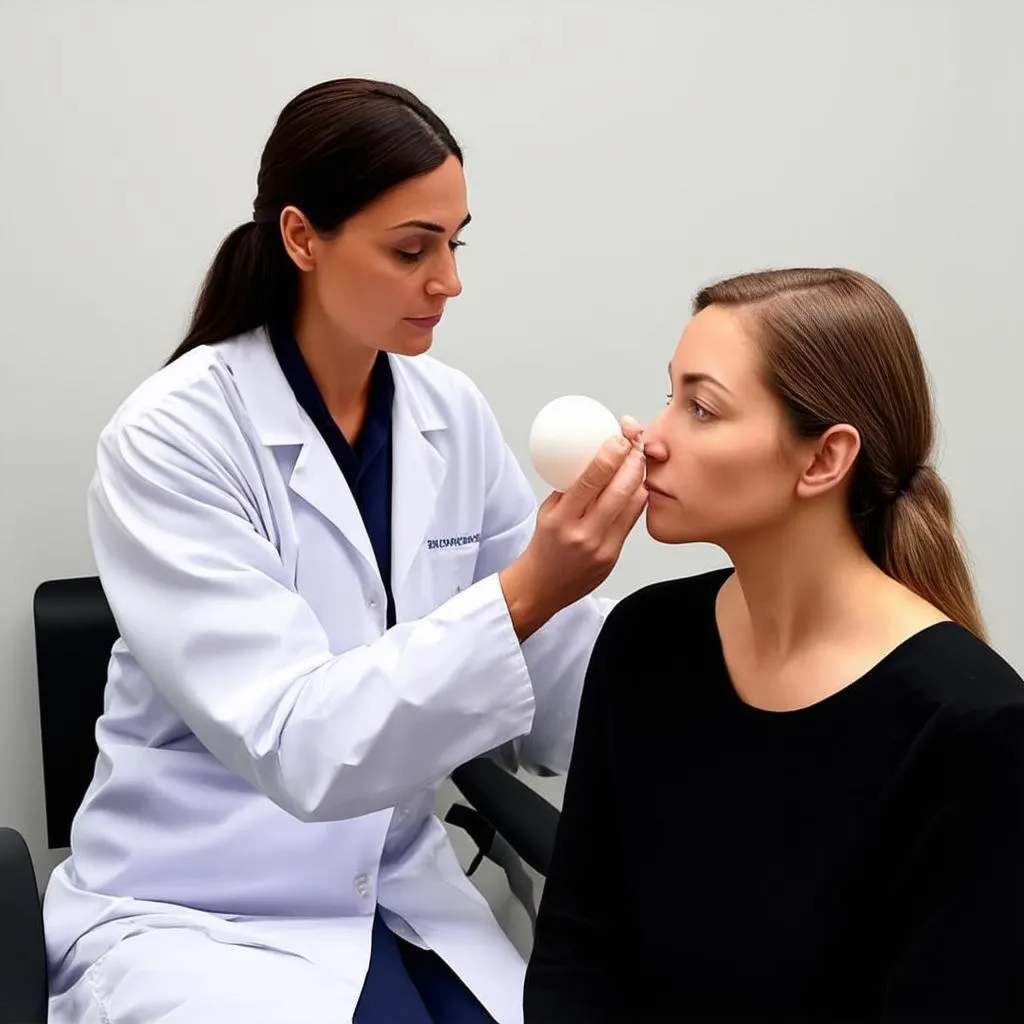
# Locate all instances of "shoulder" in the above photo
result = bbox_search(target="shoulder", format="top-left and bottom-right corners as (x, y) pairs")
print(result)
(94, 336), (262, 486)
(900, 625), (1024, 789)
(100, 341), (243, 439)
(897, 623), (1024, 715)
(580, 568), (732, 717)
(606, 567), (733, 627)
(595, 567), (733, 657)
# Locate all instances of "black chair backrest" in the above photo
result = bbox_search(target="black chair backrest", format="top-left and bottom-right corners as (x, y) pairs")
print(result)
(32, 577), (118, 849)
(0, 827), (48, 1021)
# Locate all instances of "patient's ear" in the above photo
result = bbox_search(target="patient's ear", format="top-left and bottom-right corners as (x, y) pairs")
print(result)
(796, 424), (860, 500)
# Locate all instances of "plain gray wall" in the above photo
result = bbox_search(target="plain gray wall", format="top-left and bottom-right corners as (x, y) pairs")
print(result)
(2, 0), (1022, 954)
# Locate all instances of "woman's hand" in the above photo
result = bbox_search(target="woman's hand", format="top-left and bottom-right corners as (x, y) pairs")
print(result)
(501, 428), (648, 642)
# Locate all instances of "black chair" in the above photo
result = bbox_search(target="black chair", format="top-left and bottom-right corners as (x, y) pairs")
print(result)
(0, 828), (48, 1023)
(0, 576), (560, 1020)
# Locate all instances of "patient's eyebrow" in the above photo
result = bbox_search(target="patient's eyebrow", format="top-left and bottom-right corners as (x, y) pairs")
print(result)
(669, 363), (732, 395)
(682, 372), (731, 393)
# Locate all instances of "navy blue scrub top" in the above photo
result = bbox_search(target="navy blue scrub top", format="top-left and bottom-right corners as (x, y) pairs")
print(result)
(269, 320), (397, 629)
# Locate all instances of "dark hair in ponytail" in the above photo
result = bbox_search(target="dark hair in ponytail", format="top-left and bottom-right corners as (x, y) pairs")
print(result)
(694, 268), (987, 641)
(166, 78), (462, 363)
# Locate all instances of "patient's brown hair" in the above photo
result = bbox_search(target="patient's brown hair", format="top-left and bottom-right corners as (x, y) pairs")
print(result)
(695, 268), (985, 641)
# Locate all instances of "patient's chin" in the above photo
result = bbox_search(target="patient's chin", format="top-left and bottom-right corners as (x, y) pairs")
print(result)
(645, 504), (701, 546)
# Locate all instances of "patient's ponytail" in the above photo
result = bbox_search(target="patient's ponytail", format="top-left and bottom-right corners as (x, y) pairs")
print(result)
(879, 465), (985, 640)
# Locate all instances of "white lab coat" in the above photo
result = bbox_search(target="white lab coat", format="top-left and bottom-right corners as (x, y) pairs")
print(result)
(43, 329), (610, 1024)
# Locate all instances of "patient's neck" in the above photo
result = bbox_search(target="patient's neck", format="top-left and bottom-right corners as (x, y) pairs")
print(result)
(721, 506), (881, 666)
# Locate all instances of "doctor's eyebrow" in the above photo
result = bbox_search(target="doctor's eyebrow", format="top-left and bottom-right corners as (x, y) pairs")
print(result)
(389, 213), (472, 233)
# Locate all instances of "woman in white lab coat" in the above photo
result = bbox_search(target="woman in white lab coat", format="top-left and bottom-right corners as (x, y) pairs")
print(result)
(42, 78), (647, 1024)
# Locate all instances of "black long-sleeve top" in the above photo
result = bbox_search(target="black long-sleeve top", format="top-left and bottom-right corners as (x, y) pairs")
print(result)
(525, 569), (1024, 1022)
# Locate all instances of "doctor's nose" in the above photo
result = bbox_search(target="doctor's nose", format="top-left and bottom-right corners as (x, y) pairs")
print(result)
(426, 256), (463, 299)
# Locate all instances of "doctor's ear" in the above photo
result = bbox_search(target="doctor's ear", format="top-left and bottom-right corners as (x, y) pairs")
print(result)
(279, 206), (318, 272)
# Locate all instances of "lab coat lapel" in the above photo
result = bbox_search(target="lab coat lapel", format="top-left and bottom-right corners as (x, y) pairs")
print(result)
(390, 357), (447, 595)
(287, 432), (378, 573)
(222, 329), (378, 575)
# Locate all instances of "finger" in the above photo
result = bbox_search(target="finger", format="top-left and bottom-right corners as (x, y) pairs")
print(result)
(588, 447), (648, 528)
(616, 481), (649, 533)
(558, 435), (633, 518)
(619, 415), (645, 450)
(591, 483), (647, 574)
(602, 481), (649, 552)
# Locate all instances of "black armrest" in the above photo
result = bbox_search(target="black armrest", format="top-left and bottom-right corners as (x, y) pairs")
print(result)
(450, 757), (560, 877)
(0, 828), (47, 1023)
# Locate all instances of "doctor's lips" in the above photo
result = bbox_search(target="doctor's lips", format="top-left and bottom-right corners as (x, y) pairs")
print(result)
(404, 312), (444, 329)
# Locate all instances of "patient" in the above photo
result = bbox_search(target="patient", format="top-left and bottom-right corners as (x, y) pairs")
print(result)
(523, 268), (1024, 1022)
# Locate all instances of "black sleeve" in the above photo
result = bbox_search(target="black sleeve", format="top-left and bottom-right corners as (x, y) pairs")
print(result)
(523, 616), (626, 1023)
(882, 704), (1024, 1021)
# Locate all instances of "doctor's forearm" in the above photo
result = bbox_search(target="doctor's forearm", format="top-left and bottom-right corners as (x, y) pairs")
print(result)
(226, 579), (538, 823)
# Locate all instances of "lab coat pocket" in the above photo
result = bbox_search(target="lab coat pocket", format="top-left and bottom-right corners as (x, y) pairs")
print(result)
(428, 541), (480, 600)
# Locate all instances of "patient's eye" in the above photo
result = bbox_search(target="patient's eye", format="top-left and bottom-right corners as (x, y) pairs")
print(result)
(688, 400), (713, 422)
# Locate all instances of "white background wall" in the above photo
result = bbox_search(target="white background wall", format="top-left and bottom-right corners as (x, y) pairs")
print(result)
(1, 0), (1022, 954)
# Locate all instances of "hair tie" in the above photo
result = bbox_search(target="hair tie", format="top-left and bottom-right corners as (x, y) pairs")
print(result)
(897, 464), (927, 498)
(251, 204), (278, 224)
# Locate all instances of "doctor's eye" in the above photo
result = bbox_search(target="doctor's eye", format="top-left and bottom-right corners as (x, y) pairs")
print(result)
(395, 239), (464, 265)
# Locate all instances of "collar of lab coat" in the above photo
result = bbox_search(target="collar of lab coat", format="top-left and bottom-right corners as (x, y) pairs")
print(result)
(222, 328), (449, 593)
(223, 327), (447, 443)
